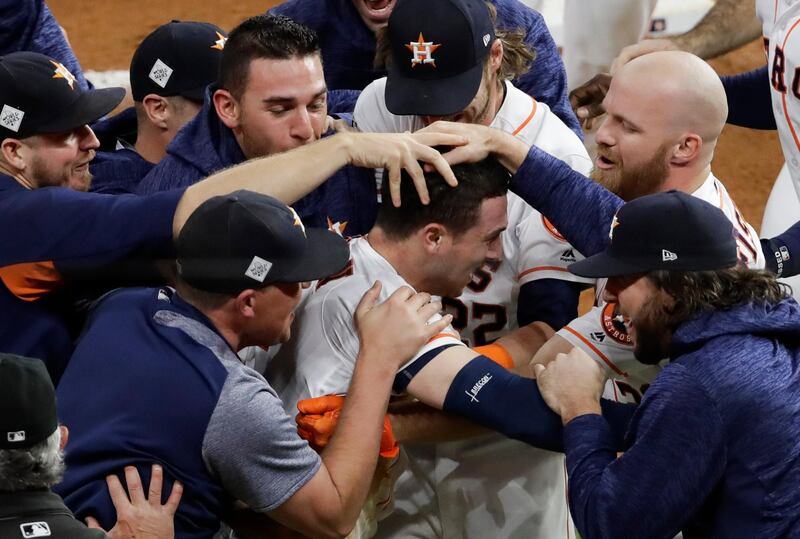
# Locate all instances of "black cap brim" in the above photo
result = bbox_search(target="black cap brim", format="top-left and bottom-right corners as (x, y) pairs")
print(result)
(38, 86), (125, 134)
(386, 61), (484, 116)
(568, 252), (652, 279)
(270, 228), (351, 283)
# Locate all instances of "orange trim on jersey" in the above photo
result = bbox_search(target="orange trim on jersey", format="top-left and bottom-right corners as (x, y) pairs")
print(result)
(0, 261), (63, 301)
(474, 343), (514, 369)
(562, 325), (627, 376)
(511, 97), (538, 136)
(781, 18), (800, 153)
(517, 266), (571, 280)
(426, 331), (459, 344)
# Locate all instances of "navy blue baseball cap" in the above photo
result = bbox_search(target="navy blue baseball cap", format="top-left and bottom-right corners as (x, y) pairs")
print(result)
(0, 354), (58, 450)
(0, 52), (124, 139)
(568, 191), (739, 278)
(385, 0), (495, 116)
(130, 20), (227, 102)
(177, 191), (350, 294)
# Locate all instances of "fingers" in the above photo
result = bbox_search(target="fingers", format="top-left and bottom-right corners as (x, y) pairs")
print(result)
(416, 299), (443, 322)
(417, 145), (458, 187)
(148, 464), (163, 507)
(106, 472), (129, 508)
(403, 157), (429, 206)
(296, 394), (346, 414)
(85, 516), (105, 531)
(124, 465), (146, 505)
(386, 285), (415, 304)
(164, 479), (184, 515)
(533, 364), (546, 378)
(388, 164), (403, 207)
(355, 281), (382, 317)
(411, 129), (468, 148)
(404, 291), (432, 311)
(422, 314), (453, 339)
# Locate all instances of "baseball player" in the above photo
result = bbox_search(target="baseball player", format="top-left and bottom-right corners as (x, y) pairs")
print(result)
(352, 0), (591, 536)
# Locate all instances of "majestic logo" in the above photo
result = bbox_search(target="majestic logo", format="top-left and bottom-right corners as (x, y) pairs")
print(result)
(662, 249), (678, 262)
(0, 104), (24, 132)
(590, 331), (606, 343)
(244, 256), (273, 283)
(7, 430), (25, 443)
(149, 59), (173, 88)
(211, 31), (227, 50)
(465, 373), (492, 403)
(20, 522), (51, 538)
(405, 32), (442, 68)
(560, 248), (576, 262)
(327, 217), (348, 237)
(601, 302), (632, 346)
(289, 207), (307, 237)
(50, 60), (76, 89)
(609, 214), (620, 241)
(542, 215), (567, 242)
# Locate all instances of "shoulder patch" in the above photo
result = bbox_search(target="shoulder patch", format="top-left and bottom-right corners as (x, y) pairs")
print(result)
(20, 523), (51, 538)
(601, 302), (632, 346)
(542, 215), (567, 242)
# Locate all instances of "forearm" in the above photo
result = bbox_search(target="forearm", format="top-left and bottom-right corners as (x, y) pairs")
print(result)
(174, 134), (354, 236)
(318, 353), (396, 533)
(762, 219), (800, 277)
(722, 66), (776, 129)
(388, 399), (488, 444)
(671, 0), (761, 59)
(496, 321), (555, 369)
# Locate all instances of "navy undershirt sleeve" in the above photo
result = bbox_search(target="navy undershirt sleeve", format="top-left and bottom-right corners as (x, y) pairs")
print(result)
(721, 66), (777, 130)
(510, 146), (624, 257)
(762, 219), (800, 278)
(517, 279), (583, 329)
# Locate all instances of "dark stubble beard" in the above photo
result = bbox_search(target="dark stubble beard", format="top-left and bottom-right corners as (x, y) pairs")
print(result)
(631, 298), (675, 365)
(590, 143), (671, 202)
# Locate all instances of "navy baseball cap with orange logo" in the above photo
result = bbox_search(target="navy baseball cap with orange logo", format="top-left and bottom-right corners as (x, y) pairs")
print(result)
(385, 0), (495, 116)
(568, 191), (739, 278)
(177, 191), (350, 294)
(130, 20), (227, 102)
(0, 51), (124, 139)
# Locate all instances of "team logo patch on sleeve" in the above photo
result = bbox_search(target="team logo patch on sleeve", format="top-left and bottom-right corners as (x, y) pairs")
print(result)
(601, 302), (632, 345)
(542, 215), (567, 242)
(405, 32), (441, 67)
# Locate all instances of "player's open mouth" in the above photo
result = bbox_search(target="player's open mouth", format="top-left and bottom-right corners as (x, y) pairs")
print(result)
(361, 0), (395, 20)
(595, 154), (616, 169)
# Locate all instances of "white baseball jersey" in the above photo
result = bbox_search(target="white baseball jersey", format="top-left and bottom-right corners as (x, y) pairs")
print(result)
(559, 173), (765, 403)
(356, 78), (590, 539)
(757, 0), (800, 202)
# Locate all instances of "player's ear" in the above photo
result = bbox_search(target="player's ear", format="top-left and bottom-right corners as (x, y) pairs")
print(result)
(488, 38), (503, 74)
(0, 137), (26, 172)
(235, 288), (258, 318)
(421, 223), (448, 253)
(141, 94), (169, 129)
(213, 88), (241, 129)
(670, 133), (702, 165)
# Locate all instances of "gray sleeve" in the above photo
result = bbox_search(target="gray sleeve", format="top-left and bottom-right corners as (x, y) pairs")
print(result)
(202, 365), (322, 512)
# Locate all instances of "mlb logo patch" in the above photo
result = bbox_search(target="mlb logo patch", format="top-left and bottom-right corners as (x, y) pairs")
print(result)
(7, 430), (25, 443)
(20, 522), (50, 538)
(1, 104), (24, 132)
(244, 256), (273, 283)
(149, 59), (173, 88)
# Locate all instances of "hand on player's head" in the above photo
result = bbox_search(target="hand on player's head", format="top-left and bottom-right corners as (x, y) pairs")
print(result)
(568, 73), (612, 130)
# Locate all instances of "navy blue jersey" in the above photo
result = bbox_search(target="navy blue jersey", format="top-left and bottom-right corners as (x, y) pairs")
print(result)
(0, 174), (183, 379)
(137, 88), (379, 236)
(270, 0), (581, 136)
(56, 288), (320, 539)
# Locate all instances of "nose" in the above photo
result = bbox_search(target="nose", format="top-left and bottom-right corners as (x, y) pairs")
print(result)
(594, 117), (614, 148)
(290, 107), (315, 141)
(486, 235), (503, 261)
(601, 279), (620, 304)
(78, 125), (100, 151)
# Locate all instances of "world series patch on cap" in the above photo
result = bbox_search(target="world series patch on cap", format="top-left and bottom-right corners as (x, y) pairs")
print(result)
(0, 51), (124, 139)
(385, 0), (495, 116)
(568, 191), (739, 278)
(0, 354), (58, 450)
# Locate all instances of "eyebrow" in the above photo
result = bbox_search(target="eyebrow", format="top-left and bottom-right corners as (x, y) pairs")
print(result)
(484, 226), (507, 240)
(611, 111), (641, 131)
(262, 88), (327, 105)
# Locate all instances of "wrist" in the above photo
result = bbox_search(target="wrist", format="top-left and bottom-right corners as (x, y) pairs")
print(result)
(560, 400), (602, 425)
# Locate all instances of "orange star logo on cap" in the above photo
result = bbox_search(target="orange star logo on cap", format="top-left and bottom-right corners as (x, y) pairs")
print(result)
(405, 32), (442, 68)
(327, 217), (348, 237)
(609, 215), (620, 240)
(50, 60), (76, 90)
(289, 207), (307, 237)
(211, 31), (227, 51)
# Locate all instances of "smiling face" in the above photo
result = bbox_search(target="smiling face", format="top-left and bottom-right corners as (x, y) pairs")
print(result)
(351, 0), (397, 31)
(603, 274), (675, 364)
(22, 125), (99, 190)
(431, 195), (507, 298)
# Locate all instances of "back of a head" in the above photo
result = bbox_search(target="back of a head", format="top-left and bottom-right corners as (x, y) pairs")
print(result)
(618, 51), (728, 142)
(219, 14), (320, 100)
(376, 156), (509, 240)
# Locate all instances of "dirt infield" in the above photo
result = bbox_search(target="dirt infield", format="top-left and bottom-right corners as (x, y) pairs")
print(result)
(49, 0), (782, 229)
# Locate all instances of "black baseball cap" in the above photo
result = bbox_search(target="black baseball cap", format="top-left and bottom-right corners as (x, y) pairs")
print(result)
(130, 20), (227, 102)
(0, 51), (124, 139)
(385, 0), (495, 116)
(0, 354), (58, 450)
(569, 191), (739, 278)
(177, 191), (350, 294)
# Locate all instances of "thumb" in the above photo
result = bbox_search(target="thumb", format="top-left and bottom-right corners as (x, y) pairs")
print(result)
(355, 281), (382, 318)
(85, 516), (106, 531)
(533, 364), (546, 378)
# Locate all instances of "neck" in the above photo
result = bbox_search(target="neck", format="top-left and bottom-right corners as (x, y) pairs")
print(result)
(0, 161), (34, 189)
(198, 305), (245, 352)
(662, 163), (710, 195)
(367, 229), (427, 291)
(134, 122), (168, 164)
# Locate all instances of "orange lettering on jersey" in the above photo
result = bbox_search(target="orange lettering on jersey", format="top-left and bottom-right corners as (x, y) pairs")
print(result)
(601, 302), (633, 346)
(0, 261), (64, 301)
(541, 215), (567, 242)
